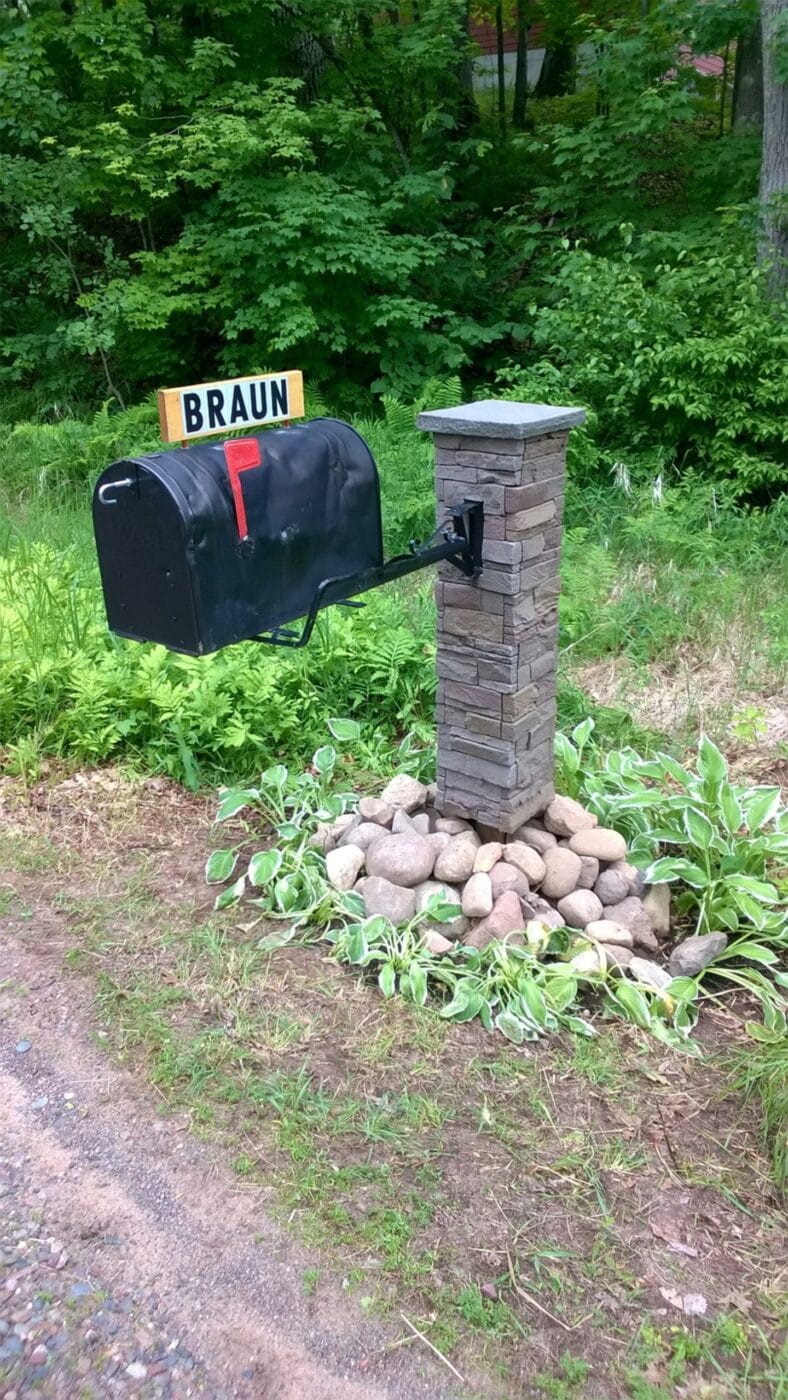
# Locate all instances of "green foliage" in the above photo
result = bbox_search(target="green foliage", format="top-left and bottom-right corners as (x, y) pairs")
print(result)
(502, 228), (788, 497)
(729, 1039), (788, 1194)
(0, 532), (438, 786)
(558, 723), (788, 1036)
(1, 0), (784, 514)
(0, 0), (506, 403)
(203, 722), (788, 1052)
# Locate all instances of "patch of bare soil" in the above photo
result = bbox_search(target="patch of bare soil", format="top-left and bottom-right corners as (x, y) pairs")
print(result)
(1, 768), (785, 1399)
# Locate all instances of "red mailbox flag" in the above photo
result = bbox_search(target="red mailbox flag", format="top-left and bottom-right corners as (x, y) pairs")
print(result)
(223, 438), (262, 540)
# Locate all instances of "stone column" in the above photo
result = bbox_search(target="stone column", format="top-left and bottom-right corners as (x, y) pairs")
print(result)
(416, 400), (585, 835)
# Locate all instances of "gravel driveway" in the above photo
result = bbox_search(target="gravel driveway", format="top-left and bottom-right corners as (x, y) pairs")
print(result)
(0, 940), (453, 1400)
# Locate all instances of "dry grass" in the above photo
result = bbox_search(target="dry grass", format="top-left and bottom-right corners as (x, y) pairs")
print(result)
(570, 645), (788, 790)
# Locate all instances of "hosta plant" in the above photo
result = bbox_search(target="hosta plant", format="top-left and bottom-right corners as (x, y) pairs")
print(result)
(558, 721), (788, 1039)
(206, 722), (786, 1047)
(327, 908), (701, 1052)
(205, 721), (360, 942)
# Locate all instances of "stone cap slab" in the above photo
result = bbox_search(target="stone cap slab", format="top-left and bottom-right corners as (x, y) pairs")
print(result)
(417, 399), (586, 440)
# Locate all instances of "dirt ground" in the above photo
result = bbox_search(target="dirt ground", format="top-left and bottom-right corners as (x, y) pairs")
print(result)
(1, 768), (786, 1399)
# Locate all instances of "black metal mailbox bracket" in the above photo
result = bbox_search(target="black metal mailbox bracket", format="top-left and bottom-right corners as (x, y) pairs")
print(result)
(253, 498), (484, 649)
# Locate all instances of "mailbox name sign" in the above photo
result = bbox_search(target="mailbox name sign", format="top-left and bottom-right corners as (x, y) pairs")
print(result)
(158, 369), (304, 443)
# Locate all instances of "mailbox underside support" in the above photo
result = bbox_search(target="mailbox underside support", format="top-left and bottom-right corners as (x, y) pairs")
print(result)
(253, 499), (484, 649)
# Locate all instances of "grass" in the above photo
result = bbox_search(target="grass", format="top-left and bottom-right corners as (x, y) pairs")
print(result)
(1, 393), (786, 790)
(729, 1041), (788, 1197)
(2, 769), (786, 1394)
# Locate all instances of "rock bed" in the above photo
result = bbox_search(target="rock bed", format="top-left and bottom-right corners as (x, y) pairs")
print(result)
(319, 775), (727, 987)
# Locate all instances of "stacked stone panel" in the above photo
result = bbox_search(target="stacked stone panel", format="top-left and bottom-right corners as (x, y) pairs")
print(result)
(416, 400), (586, 835)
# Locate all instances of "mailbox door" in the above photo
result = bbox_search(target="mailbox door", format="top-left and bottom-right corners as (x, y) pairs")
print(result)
(93, 464), (201, 653)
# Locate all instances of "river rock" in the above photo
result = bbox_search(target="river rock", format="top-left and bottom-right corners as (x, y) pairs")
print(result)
(604, 945), (634, 973)
(366, 833), (435, 887)
(435, 817), (474, 835)
(609, 860), (646, 898)
(527, 895), (566, 929)
(415, 880), (466, 938)
(380, 773), (428, 813)
(489, 862), (530, 899)
(544, 795), (597, 838)
(602, 896), (657, 950)
(464, 891), (524, 949)
(669, 932), (728, 978)
(568, 944), (603, 974)
(329, 813), (357, 843)
(357, 876), (416, 924)
(411, 812), (430, 835)
(540, 846), (583, 900)
(339, 821), (389, 852)
(427, 831), (451, 857)
(594, 867), (630, 905)
(425, 931), (453, 955)
(643, 882), (672, 937)
(434, 832), (480, 884)
(358, 797), (394, 827)
(503, 841), (546, 886)
(392, 807), (417, 835)
(576, 855), (599, 890)
(568, 827), (628, 862)
(513, 825), (557, 854)
(629, 957), (673, 992)
(473, 841), (502, 873)
(557, 889), (604, 929)
(415, 879), (461, 912)
(309, 822), (334, 853)
(462, 872), (494, 919)
(586, 919), (633, 947)
(326, 844), (365, 891)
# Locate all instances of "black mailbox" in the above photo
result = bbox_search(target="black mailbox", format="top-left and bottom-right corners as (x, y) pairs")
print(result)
(93, 417), (483, 656)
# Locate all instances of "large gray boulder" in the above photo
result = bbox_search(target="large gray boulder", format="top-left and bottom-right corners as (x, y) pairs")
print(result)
(543, 795), (596, 838)
(366, 833), (436, 887)
(357, 876), (416, 924)
(669, 933), (728, 978)
(540, 847), (583, 900)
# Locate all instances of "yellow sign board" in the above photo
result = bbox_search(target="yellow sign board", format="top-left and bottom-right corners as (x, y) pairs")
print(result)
(157, 369), (304, 443)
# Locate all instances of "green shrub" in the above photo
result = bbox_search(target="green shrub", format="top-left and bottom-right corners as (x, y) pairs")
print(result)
(503, 230), (788, 498)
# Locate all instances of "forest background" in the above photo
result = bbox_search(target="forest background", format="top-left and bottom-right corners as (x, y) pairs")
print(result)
(0, 0), (786, 786)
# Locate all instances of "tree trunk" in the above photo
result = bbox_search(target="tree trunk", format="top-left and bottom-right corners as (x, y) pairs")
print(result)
(732, 13), (764, 131)
(512, 1), (529, 129)
(534, 40), (574, 99)
(495, 2), (506, 136)
(456, 0), (478, 132)
(759, 0), (788, 299)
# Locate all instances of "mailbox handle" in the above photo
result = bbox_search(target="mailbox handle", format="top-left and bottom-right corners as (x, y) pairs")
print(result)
(97, 478), (133, 505)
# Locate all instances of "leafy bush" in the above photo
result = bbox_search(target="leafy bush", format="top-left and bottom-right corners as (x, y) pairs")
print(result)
(502, 230), (788, 498)
(0, 536), (438, 786)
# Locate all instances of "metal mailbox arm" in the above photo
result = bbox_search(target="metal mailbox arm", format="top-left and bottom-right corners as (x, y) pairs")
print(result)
(253, 498), (484, 649)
